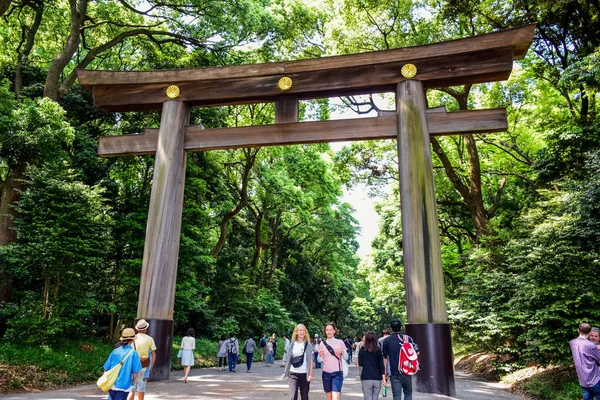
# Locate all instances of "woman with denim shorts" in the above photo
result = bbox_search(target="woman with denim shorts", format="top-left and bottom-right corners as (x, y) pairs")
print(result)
(318, 322), (348, 400)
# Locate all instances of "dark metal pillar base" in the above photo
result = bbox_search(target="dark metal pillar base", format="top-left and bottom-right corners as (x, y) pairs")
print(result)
(135, 318), (174, 382)
(406, 323), (455, 396)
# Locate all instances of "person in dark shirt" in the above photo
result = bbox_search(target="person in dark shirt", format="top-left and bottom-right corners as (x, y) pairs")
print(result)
(358, 331), (387, 400)
(343, 336), (354, 364)
(381, 320), (419, 400)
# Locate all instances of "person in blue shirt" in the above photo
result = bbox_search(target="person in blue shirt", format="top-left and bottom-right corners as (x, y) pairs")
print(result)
(103, 328), (143, 400)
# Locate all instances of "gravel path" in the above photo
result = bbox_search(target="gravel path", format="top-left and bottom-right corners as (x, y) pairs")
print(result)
(2, 361), (524, 400)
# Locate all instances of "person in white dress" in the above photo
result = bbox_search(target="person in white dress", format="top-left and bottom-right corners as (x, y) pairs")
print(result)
(180, 328), (196, 383)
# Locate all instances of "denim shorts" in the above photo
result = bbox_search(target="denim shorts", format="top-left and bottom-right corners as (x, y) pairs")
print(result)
(134, 369), (147, 392)
(322, 370), (343, 393)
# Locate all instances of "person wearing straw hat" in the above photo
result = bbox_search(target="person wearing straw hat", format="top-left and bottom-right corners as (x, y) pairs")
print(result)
(128, 319), (157, 400)
(103, 328), (142, 400)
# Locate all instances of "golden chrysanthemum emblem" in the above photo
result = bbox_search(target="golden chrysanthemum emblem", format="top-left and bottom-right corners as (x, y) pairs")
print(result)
(401, 64), (418, 79)
(278, 76), (293, 91)
(165, 85), (181, 99)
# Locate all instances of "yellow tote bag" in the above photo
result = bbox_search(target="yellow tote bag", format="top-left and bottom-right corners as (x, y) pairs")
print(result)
(97, 349), (134, 392)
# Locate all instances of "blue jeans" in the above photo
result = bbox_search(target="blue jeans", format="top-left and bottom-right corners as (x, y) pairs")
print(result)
(390, 374), (412, 400)
(246, 352), (254, 370)
(582, 379), (600, 400)
(228, 353), (237, 371)
(346, 349), (352, 364)
(314, 352), (321, 368)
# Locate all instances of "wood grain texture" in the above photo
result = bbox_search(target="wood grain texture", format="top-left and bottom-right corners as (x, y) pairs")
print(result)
(397, 80), (448, 324)
(87, 48), (515, 112)
(275, 97), (299, 123)
(97, 109), (507, 156)
(137, 101), (189, 320)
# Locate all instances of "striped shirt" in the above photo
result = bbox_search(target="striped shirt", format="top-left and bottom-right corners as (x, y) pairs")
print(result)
(570, 337), (600, 387)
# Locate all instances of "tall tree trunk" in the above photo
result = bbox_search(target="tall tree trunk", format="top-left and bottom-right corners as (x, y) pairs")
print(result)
(0, 162), (27, 302)
(43, 0), (88, 100)
(52, 270), (60, 318)
(42, 276), (50, 319)
(249, 210), (264, 294)
(266, 212), (282, 287)
(0, 0), (10, 16)
(14, 1), (44, 96)
(212, 149), (258, 257)
(432, 85), (494, 239)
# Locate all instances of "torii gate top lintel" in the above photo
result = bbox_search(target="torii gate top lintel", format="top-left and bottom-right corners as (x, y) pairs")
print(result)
(77, 24), (535, 113)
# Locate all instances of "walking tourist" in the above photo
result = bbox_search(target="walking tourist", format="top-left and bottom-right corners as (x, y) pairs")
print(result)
(243, 334), (258, 372)
(318, 322), (348, 400)
(343, 336), (354, 364)
(265, 337), (275, 366)
(227, 332), (239, 373)
(313, 334), (322, 369)
(180, 328), (196, 383)
(382, 320), (418, 400)
(272, 333), (278, 360)
(590, 327), (600, 350)
(282, 324), (315, 400)
(102, 328), (142, 400)
(260, 333), (268, 361)
(378, 329), (390, 348)
(217, 334), (227, 371)
(358, 331), (387, 400)
(282, 334), (291, 365)
(354, 333), (365, 368)
(570, 322), (600, 399)
(128, 319), (156, 400)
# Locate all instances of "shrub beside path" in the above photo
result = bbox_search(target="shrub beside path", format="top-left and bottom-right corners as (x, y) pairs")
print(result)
(2, 361), (524, 400)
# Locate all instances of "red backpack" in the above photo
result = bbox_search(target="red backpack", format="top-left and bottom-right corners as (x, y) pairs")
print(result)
(398, 334), (419, 375)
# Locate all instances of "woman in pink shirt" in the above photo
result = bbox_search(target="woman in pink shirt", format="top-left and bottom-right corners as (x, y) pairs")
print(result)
(318, 322), (348, 400)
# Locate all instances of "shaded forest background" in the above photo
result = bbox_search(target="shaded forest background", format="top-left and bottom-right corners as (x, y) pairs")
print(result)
(1, 0), (599, 375)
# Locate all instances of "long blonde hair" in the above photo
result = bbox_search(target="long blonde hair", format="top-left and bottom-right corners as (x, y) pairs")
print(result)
(291, 324), (309, 343)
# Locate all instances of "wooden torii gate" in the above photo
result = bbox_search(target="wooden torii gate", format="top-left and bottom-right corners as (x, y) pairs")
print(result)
(78, 24), (534, 396)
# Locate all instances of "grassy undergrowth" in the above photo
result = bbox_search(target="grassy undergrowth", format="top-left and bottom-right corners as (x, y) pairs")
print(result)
(504, 365), (581, 400)
(0, 339), (114, 393)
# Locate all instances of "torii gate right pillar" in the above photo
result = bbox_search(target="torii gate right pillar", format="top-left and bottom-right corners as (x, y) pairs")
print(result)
(396, 80), (455, 396)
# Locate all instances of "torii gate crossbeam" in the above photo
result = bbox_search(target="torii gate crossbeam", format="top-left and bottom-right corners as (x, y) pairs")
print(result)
(77, 24), (535, 397)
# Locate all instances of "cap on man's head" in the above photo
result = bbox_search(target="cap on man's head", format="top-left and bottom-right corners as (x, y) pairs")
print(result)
(135, 319), (149, 330)
(314, 334), (319, 338)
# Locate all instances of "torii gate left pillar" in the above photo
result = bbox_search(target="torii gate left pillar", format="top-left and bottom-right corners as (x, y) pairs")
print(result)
(136, 101), (189, 380)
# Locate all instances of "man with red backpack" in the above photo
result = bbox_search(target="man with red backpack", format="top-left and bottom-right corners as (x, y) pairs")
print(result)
(381, 320), (419, 400)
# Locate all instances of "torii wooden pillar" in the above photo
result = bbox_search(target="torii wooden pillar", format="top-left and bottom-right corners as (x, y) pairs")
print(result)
(78, 24), (534, 394)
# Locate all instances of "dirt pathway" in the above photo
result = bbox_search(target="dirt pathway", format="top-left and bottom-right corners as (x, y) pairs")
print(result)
(2, 361), (524, 399)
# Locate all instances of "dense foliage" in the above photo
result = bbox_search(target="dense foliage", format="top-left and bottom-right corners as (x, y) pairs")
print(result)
(1, 3), (599, 396)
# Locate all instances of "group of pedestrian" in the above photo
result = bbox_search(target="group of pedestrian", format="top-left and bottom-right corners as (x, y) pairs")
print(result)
(258, 333), (279, 366)
(100, 319), (157, 400)
(215, 332), (279, 373)
(570, 322), (600, 399)
(101, 318), (418, 400)
(278, 319), (416, 400)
